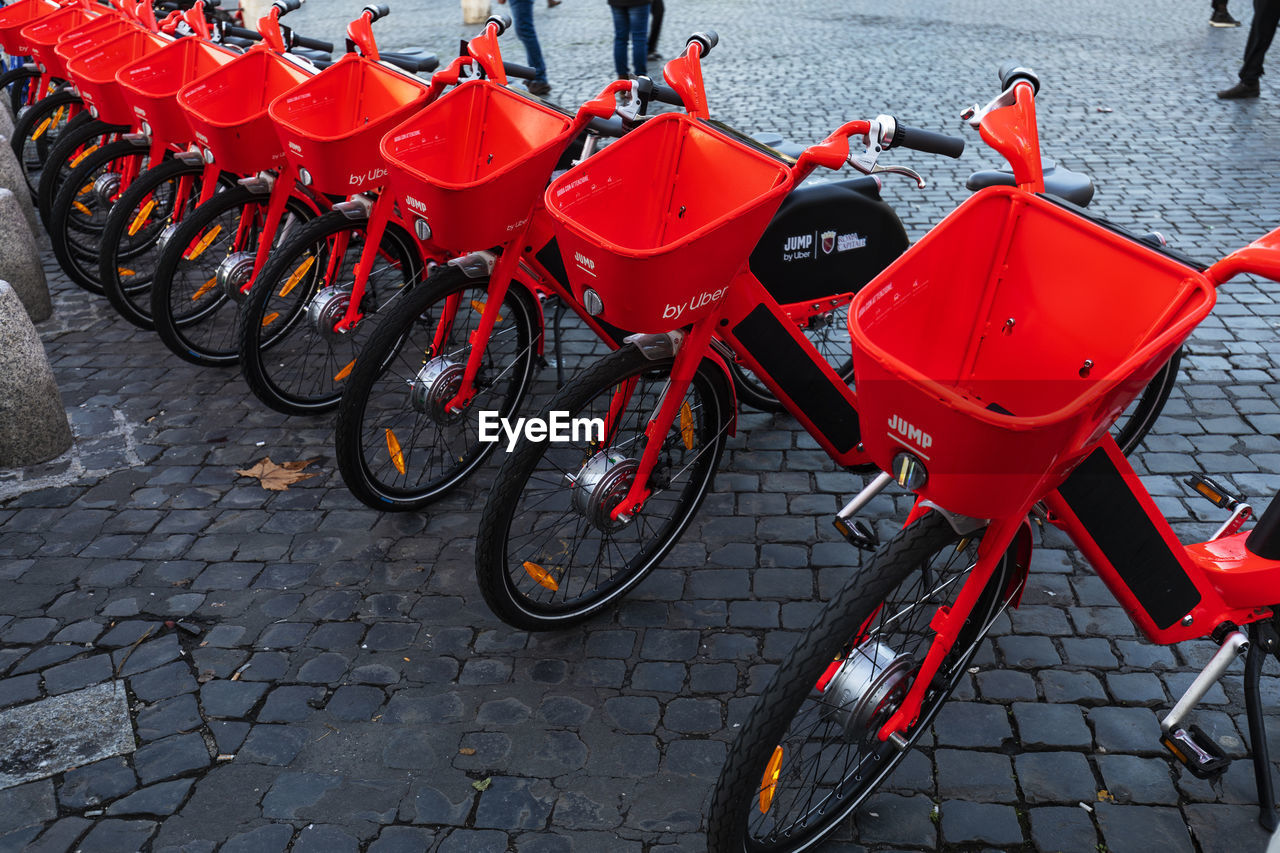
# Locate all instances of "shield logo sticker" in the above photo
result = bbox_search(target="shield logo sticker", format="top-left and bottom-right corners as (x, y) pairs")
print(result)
(820, 230), (836, 254)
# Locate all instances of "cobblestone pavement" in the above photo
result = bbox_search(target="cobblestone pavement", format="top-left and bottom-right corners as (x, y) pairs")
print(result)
(3, 0), (1280, 850)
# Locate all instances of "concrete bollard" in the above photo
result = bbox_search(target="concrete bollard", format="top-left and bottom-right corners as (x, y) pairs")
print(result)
(462, 0), (491, 24)
(0, 134), (39, 233)
(0, 280), (72, 467)
(0, 103), (13, 137)
(0, 188), (50, 322)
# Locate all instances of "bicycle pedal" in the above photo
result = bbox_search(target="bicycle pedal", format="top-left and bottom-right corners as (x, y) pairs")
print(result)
(1185, 473), (1244, 511)
(833, 516), (879, 551)
(1161, 724), (1230, 779)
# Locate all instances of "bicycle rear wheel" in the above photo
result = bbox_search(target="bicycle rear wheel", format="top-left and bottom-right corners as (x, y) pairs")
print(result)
(708, 511), (1018, 852)
(474, 343), (733, 630)
(334, 264), (541, 510)
(238, 210), (423, 416)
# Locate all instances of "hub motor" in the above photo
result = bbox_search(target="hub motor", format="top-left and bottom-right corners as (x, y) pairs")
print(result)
(408, 357), (466, 424)
(93, 172), (122, 207)
(823, 641), (914, 739)
(155, 223), (180, 254)
(569, 450), (640, 532)
(305, 287), (353, 342)
(216, 252), (256, 304)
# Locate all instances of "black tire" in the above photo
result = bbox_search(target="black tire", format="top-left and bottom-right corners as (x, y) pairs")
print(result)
(9, 87), (80, 200)
(150, 186), (316, 366)
(474, 343), (732, 630)
(708, 512), (1019, 852)
(36, 116), (123, 227)
(99, 158), (224, 329)
(731, 307), (854, 413)
(0, 64), (41, 117)
(1112, 347), (1182, 455)
(334, 265), (541, 511)
(48, 137), (149, 294)
(238, 210), (423, 416)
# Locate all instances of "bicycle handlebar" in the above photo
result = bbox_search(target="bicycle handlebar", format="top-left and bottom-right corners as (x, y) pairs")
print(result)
(274, 0), (302, 13)
(363, 3), (390, 21)
(634, 76), (684, 108)
(485, 14), (512, 35)
(503, 61), (537, 81)
(998, 61), (1040, 95)
(221, 23), (263, 41)
(890, 122), (965, 158)
(686, 30), (717, 57)
(289, 31), (334, 53)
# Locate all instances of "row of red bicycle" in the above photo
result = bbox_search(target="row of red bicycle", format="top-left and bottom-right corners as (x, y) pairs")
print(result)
(8, 1), (1280, 848)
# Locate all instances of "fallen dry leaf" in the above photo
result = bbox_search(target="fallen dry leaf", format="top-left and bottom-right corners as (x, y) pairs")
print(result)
(459, 747), (476, 756)
(235, 457), (320, 491)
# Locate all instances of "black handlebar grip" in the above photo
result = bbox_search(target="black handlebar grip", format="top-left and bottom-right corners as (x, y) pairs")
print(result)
(273, 0), (301, 15)
(503, 61), (537, 80)
(686, 30), (717, 57)
(635, 76), (683, 107)
(890, 123), (965, 158)
(485, 14), (511, 34)
(290, 32), (334, 52)
(363, 4), (389, 21)
(205, 0), (221, 9)
(998, 61), (1040, 94)
(222, 24), (263, 40)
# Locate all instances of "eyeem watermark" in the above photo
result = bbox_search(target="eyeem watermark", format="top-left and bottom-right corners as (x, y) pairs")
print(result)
(479, 411), (605, 452)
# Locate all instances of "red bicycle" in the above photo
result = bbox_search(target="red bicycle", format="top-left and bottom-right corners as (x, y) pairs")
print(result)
(708, 64), (1280, 850)
(470, 40), (1179, 631)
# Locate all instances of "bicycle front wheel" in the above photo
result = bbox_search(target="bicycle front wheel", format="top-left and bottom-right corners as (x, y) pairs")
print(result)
(1111, 347), (1182, 455)
(474, 343), (733, 630)
(238, 210), (423, 416)
(334, 264), (541, 510)
(708, 511), (1018, 853)
(8, 84), (76, 198)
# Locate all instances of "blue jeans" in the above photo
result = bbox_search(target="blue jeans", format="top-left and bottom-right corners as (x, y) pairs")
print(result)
(611, 5), (649, 78)
(507, 0), (547, 84)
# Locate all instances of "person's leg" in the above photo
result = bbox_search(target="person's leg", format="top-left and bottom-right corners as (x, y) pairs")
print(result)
(612, 7), (629, 77)
(1240, 0), (1280, 83)
(629, 5), (649, 76)
(508, 0), (548, 84)
(648, 0), (664, 58)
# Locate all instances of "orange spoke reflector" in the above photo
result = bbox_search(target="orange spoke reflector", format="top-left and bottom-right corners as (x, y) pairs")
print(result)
(78, 183), (94, 196)
(522, 561), (560, 592)
(261, 311), (279, 328)
(385, 428), (406, 476)
(333, 359), (355, 383)
(679, 401), (695, 450)
(184, 224), (222, 260)
(470, 299), (503, 323)
(759, 746), (784, 814)
(70, 145), (99, 168)
(117, 268), (136, 277)
(127, 199), (158, 236)
(72, 201), (91, 216)
(280, 254), (315, 297)
(191, 276), (217, 301)
(52, 105), (66, 127)
(32, 117), (52, 140)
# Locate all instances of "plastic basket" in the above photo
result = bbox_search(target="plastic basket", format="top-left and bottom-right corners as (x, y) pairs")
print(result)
(0, 0), (59, 57)
(65, 28), (169, 125)
(269, 53), (429, 195)
(544, 111), (793, 333)
(847, 186), (1216, 519)
(117, 37), (237, 146)
(52, 12), (130, 69)
(21, 4), (99, 79)
(380, 78), (576, 253)
(177, 48), (313, 175)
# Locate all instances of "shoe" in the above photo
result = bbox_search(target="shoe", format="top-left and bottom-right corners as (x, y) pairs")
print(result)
(526, 80), (552, 96)
(647, 50), (661, 61)
(1210, 9), (1241, 26)
(547, 0), (561, 7)
(1217, 81), (1260, 98)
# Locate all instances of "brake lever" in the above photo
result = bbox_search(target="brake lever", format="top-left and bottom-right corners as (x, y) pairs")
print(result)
(846, 118), (926, 188)
(960, 82), (1018, 127)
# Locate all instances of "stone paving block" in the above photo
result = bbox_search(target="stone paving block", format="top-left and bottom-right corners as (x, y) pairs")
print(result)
(1014, 752), (1099, 804)
(76, 820), (157, 853)
(133, 733), (210, 785)
(1088, 706), (1164, 755)
(0, 780), (56, 833)
(932, 702), (1012, 748)
(1012, 702), (1093, 749)
(940, 800), (1023, 846)
(1094, 803), (1195, 853)
(105, 779), (195, 817)
(852, 793), (936, 847)
(936, 749), (1017, 803)
(237, 725), (311, 766)
(220, 823), (294, 853)
(1028, 806), (1100, 853)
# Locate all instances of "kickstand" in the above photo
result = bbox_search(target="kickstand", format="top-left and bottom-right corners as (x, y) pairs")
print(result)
(1246, 622), (1279, 832)
(551, 296), (566, 389)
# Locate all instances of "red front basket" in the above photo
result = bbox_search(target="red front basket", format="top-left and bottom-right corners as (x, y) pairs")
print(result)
(21, 4), (99, 79)
(544, 112), (793, 333)
(380, 78), (576, 253)
(177, 48), (313, 175)
(269, 53), (430, 196)
(0, 0), (59, 57)
(65, 29), (169, 125)
(848, 186), (1216, 519)
(117, 37), (237, 146)
(53, 14), (132, 70)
